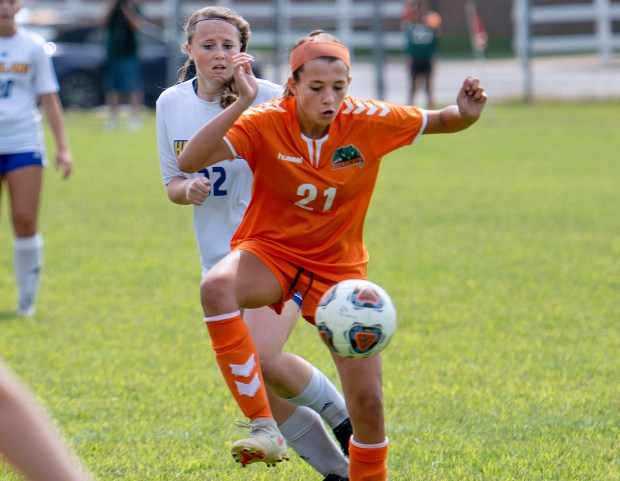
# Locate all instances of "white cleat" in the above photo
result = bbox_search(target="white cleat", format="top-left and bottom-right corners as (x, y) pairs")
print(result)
(231, 418), (289, 467)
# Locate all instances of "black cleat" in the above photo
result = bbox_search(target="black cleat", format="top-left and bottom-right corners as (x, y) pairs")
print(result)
(332, 418), (352, 457)
(323, 474), (349, 481)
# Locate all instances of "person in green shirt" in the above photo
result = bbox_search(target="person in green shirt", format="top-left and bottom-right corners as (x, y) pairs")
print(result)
(102, 0), (144, 131)
(403, 0), (442, 107)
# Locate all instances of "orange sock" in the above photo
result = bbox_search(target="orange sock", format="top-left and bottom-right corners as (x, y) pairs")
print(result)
(205, 313), (272, 421)
(349, 438), (389, 481)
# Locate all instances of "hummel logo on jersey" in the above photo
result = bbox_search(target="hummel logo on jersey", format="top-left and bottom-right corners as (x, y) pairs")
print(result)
(332, 145), (364, 169)
(278, 152), (303, 163)
(342, 98), (390, 116)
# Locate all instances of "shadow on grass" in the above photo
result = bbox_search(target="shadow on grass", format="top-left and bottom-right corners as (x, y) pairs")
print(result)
(0, 310), (19, 322)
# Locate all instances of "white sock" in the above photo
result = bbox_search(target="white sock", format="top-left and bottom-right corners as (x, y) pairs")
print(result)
(279, 406), (349, 477)
(288, 366), (349, 429)
(14, 234), (43, 310)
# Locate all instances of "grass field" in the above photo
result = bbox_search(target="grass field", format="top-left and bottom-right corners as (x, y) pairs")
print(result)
(1, 101), (619, 481)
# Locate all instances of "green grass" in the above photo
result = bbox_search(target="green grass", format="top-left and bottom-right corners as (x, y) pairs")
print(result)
(1, 102), (619, 480)
(435, 34), (513, 59)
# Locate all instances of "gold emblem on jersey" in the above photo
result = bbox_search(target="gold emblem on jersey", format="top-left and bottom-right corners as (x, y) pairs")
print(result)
(174, 140), (188, 158)
(0, 63), (30, 74)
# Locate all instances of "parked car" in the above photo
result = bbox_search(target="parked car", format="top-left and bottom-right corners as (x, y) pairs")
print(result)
(22, 21), (266, 109)
(33, 22), (186, 108)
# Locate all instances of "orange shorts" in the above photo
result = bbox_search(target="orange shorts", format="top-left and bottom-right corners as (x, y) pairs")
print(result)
(238, 243), (367, 325)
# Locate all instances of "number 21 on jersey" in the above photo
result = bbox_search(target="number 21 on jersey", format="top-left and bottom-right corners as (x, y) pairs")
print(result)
(295, 184), (337, 212)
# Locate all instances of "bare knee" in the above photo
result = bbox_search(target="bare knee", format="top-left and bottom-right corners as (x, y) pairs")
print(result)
(348, 387), (383, 419)
(348, 388), (385, 441)
(12, 211), (37, 237)
(257, 353), (281, 386)
(339, 362), (385, 441)
(200, 273), (235, 315)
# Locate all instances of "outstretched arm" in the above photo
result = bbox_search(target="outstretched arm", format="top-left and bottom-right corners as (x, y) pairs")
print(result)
(424, 76), (487, 134)
(177, 53), (258, 173)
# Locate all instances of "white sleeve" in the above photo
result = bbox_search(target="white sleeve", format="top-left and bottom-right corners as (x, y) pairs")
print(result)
(254, 80), (284, 105)
(156, 97), (187, 185)
(33, 39), (58, 95)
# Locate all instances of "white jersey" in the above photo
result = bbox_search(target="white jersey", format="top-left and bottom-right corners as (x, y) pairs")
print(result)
(0, 28), (59, 155)
(156, 77), (283, 274)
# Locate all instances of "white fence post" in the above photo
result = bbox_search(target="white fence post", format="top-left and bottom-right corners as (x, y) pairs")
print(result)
(336, 0), (354, 57)
(596, 0), (612, 67)
(513, 0), (533, 102)
(515, 0), (618, 67)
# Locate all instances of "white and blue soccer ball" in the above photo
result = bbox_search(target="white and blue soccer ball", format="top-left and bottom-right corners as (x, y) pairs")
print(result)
(316, 279), (397, 359)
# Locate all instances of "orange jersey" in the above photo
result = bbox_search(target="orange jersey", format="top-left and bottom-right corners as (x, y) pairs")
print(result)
(226, 95), (427, 282)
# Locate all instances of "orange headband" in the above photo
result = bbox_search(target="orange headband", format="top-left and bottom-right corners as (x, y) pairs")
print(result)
(290, 41), (350, 73)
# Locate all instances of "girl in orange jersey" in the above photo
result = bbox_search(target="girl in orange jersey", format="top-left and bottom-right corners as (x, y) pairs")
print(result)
(177, 30), (487, 480)
(157, 8), (350, 479)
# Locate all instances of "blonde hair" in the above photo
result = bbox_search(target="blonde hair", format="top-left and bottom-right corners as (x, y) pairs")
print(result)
(178, 6), (251, 108)
(283, 30), (347, 98)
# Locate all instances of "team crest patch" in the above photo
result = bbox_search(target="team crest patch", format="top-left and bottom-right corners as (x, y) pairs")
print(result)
(331, 145), (364, 170)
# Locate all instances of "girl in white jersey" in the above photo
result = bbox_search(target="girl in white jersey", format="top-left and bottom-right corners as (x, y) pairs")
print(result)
(156, 7), (350, 479)
(0, 0), (73, 317)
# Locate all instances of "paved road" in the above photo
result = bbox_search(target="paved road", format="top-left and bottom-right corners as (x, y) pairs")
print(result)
(267, 54), (620, 105)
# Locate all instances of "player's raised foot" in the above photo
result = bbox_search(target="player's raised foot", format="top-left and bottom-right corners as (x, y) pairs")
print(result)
(332, 418), (352, 457)
(323, 474), (349, 481)
(231, 417), (289, 467)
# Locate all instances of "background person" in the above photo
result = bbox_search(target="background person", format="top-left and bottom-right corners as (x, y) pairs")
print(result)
(156, 7), (350, 479)
(176, 30), (486, 480)
(0, 0), (73, 318)
(403, 0), (442, 107)
(102, 0), (144, 131)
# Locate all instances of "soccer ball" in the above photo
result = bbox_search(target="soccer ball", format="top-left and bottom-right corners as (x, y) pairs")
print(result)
(315, 279), (397, 359)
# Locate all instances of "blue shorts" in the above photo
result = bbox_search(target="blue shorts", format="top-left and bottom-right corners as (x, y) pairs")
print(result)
(104, 56), (143, 93)
(0, 152), (45, 175)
